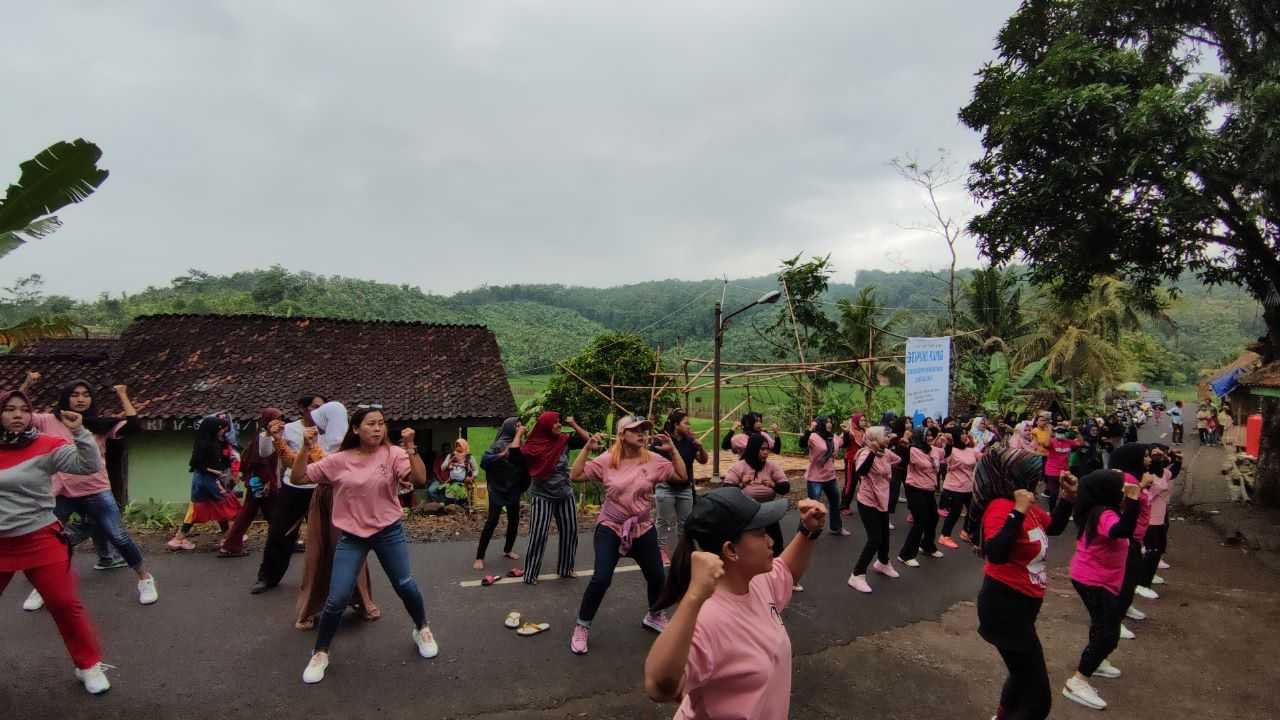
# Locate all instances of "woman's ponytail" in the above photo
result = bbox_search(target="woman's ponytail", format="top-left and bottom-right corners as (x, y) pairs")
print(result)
(652, 533), (695, 612)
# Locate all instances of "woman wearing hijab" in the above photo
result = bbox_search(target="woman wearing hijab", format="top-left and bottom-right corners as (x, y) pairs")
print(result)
(938, 429), (980, 548)
(218, 408), (282, 558)
(971, 448), (1077, 720)
(896, 428), (943, 567)
(167, 413), (242, 551)
(20, 379), (156, 610)
(0, 390), (113, 694)
(722, 433), (790, 557)
(475, 417), (528, 570)
(435, 438), (477, 505)
(1104, 443), (1159, 637)
(1061, 461), (1145, 711)
(801, 416), (847, 536)
(970, 416), (997, 453)
(840, 412), (868, 515)
(1008, 420), (1033, 452)
(847, 426), (902, 594)
(252, 393), (326, 595)
(292, 401), (379, 630)
(515, 411), (590, 583)
(721, 411), (779, 456)
(887, 417), (913, 528)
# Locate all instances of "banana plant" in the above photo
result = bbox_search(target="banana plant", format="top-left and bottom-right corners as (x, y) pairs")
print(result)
(0, 139), (108, 347)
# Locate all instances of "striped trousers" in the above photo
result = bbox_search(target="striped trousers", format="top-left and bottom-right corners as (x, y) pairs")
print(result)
(523, 494), (578, 583)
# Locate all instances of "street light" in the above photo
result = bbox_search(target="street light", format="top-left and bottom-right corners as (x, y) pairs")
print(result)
(713, 289), (783, 479)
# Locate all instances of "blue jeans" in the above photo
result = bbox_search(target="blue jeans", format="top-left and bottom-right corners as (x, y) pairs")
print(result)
(316, 521), (426, 652)
(54, 491), (144, 568)
(806, 479), (842, 532)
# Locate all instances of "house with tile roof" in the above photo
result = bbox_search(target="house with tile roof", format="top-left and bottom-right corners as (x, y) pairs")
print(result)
(1, 315), (516, 503)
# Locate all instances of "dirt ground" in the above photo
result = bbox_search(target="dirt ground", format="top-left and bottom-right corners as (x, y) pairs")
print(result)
(461, 517), (1280, 720)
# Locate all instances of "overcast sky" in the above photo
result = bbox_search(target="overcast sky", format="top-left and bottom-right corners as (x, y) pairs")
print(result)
(3, 1), (1021, 299)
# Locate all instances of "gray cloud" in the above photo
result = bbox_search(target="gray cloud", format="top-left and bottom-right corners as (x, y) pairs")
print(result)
(1, 1), (1018, 297)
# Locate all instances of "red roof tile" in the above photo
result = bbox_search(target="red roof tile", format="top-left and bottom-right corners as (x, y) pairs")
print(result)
(3, 314), (516, 424)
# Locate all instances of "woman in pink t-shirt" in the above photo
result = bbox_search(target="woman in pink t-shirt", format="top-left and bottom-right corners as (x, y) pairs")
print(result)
(643, 488), (827, 720)
(723, 434), (790, 557)
(802, 416), (847, 536)
(568, 415), (687, 655)
(938, 430), (979, 549)
(847, 426), (902, 594)
(1061, 467), (1143, 711)
(1140, 447), (1179, 590)
(896, 428), (945, 566)
(293, 406), (430, 685)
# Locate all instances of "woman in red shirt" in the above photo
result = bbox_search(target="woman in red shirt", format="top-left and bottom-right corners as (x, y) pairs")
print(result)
(972, 448), (1077, 720)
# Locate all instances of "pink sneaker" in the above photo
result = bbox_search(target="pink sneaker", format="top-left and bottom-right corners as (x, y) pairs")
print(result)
(642, 612), (669, 633)
(847, 574), (872, 593)
(872, 560), (900, 578)
(938, 536), (959, 549)
(570, 624), (590, 655)
(167, 537), (195, 551)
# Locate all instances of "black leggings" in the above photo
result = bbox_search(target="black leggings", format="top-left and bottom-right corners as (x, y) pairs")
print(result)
(476, 500), (520, 560)
(898, 486), (939, 560)
(977, 577), (1052, 719)
(939, 490), (971, 537)
(1141, 524), (1167, 586)
(1072, 580), (1123, 676)
(1117, 541), (1144, 612)
(257, 485), (313, 586)
(854, 502), (890, 575)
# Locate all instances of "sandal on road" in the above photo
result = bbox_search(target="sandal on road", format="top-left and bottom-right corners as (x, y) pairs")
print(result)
(504, 611), (521, 629)
(506, 568), (524, 578)
(481, 575), (501, 587)
(516, 622), (550, 637)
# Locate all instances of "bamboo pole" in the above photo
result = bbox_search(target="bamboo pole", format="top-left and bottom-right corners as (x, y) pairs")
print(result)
(556, 363), (634, 417)
(647, 346), (662, 419)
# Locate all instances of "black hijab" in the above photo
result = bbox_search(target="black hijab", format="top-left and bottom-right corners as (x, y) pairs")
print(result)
(0, 390), (41, 448)
(57, 380), (120, 435)
(1072, 469), (1125, 546)
(743, 433), (769, 472)
(1107, 443), (1148, 481)
(189, 413), (231, 473)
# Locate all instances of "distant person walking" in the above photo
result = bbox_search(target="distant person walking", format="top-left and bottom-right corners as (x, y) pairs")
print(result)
(1169, 401), (1183, 445)
(1195, 404), (1211, 445)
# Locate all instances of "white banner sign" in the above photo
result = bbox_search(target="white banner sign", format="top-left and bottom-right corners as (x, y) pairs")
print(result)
(904, 336), (951, 423)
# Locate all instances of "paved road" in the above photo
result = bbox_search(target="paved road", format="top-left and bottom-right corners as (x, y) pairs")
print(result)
(0, 499), (1081, 720)
(1133, 408), (1230, 505)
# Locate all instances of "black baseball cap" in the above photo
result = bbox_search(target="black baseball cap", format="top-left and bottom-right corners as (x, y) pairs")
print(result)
(684, 487), (788, 549)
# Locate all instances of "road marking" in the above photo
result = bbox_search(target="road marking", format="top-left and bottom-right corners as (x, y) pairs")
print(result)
(459, 562), (644, 588)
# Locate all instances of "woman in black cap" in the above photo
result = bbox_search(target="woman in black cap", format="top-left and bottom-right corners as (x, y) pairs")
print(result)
(644, 489), (826, 719)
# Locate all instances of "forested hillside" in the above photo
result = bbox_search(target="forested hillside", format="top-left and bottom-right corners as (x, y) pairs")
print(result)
(0, 264), (1263, 381)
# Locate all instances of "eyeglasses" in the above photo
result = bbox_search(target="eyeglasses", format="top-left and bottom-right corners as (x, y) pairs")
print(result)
(357, 403), (384, 410)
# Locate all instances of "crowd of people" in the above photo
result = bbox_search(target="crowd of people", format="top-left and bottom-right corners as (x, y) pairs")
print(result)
(0, 370), (1188, 717)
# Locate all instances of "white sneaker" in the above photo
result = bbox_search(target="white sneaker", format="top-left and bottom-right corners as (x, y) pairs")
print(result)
(1120, 624), (1135, 640)
(22, 588), (44, 612)
(302, 653), (329, 684)
(1093, 659), (1122, 679)
(413, 627), (439, 659)
(1135, 585), (1160, 600)
(792, 583), (804, 592)
(137, 577), (158, 606)
(1158, 559), (1170, 570)
(1063, 675), (1107, 710)
(1125, 606), (1146, 621)
(74, 662), (113, 695)
(929, 550), (945, 558)
(871, 560), (900, 578)
(847, 573), (872, 593)
(898, 557), (921, 568)
(1152, 574), (1166, 585)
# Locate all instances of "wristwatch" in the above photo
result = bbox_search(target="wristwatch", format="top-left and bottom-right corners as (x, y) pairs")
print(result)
(798, 526), (822, 540)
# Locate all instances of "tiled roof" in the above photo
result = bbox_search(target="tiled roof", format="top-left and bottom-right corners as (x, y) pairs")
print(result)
(1238, 361), (1280, 389)
(4, 314), (516, 424)
(9, 336), (121, 359)
(0, 350), (120, 414)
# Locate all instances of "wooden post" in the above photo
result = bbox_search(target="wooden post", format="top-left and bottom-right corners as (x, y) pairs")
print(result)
(683, 359), (691, 414)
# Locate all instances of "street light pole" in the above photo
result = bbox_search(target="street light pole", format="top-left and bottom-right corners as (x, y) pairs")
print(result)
(713, 301), (723, 479)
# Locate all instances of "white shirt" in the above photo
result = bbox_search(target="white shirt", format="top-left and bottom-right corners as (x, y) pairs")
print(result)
(279, 420), (306, 488)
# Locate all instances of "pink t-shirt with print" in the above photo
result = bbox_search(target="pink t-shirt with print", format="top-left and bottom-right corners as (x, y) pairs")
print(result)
(1069, 509), (1129, 595)
(723, 459), (788, 502)
(905, 446), (938, 491)
(730, 432), (775, 455)
(944, 448), (978, 493)
(583, 452), (674, 539)
(306, 445), (412, 538)
(804, 433), (842, 482)
(33, 413), (116, 498)
(675, 558), (794, 720)
(855, 448), (900, 512)
(1149, 470), (1172, 526)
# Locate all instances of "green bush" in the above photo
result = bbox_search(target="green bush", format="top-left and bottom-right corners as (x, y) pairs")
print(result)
(123, 499), (186, 530)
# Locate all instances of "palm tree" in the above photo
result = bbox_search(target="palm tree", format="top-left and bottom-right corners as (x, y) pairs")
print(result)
(825, 287), (906, 408)
(1017, 276), (1170, 411)
(0, 139), (109, 346)
(963, 266), (1031, 352)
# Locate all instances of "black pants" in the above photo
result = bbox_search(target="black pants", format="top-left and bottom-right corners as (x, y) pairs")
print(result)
(898, 486), (939, 560)
(854, 502), (890, 575)
(1072, 580), (1123, 676)
(977, 577), (1052, 719)
(1141, 524), (1168, 587)
(476, 499), (520, 560)
(1117, 541), (1144, 612)
(840, 466), (857, 511)
(888, 472), (904, 516)
(576, 525), (664, 624)
(765, 522), (784, 558)
(256, 484), (313, 586)
(939, 490), (971, 537)
(1172, 424), (1183, 443)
